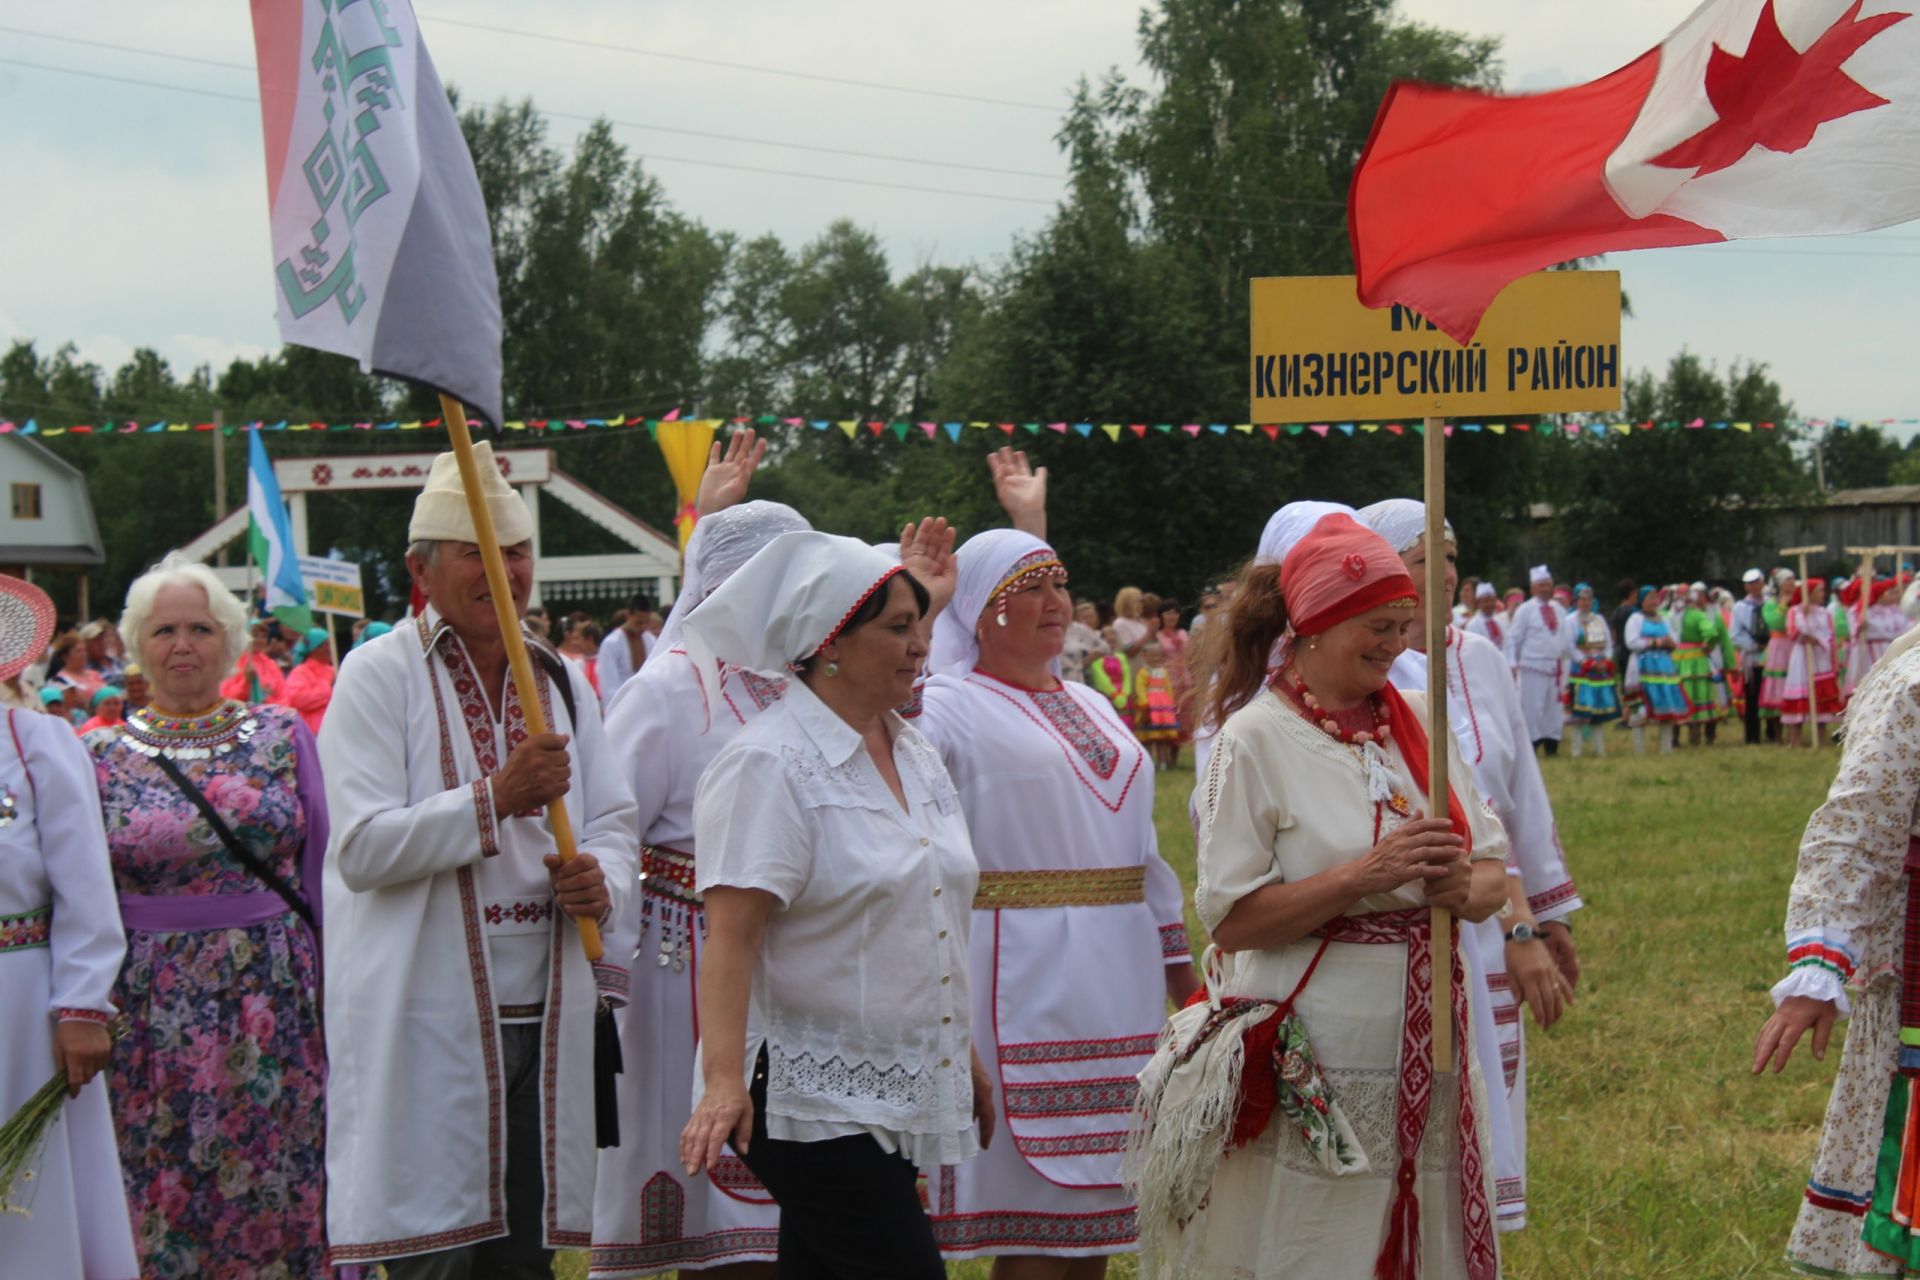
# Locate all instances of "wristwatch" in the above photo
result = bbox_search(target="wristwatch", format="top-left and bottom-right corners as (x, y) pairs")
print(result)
(1504, 922), (1542, 944)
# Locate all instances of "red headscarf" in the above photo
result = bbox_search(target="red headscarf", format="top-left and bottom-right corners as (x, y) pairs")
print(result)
(1281, 515), (1469, 848)
(1279, 514), (1416, 637)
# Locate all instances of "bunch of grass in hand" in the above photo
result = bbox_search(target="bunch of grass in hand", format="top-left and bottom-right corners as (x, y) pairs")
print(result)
(0, 1020), (123, 1214)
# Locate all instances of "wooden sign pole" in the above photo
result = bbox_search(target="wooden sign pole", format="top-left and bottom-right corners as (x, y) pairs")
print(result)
(440, 393), (603, 962)
(1424, 415), (1453, 1075)
(1782, 544), (1827, 751)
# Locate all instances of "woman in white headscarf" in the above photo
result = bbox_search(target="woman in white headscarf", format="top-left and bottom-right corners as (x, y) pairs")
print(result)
(1357, 498), (1582, 1236)
(679, 532), (988, 1280)
(592, 499), (810, 1279)
(1187, 502), (1357, 778)
(909, 523), (1198, 1278)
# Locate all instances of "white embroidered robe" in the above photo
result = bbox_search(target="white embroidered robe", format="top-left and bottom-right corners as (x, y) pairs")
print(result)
(591, 650), (784, 1275)
(1504, 599), (1568, 741)
(0, 709), (137, 1277)
(320, 612), (637, 1262)
(1393, 627), (1584, 1230)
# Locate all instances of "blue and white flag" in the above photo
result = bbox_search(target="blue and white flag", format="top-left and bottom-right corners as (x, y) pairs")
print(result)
(249, 0), (503, 425)
(247, 430), (311, 632)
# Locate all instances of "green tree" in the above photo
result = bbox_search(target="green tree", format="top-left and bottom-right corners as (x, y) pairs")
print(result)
(1818, 423), (1903, 491)
(929, 0), (1505, 601)
(1548, 352), (1806, 585)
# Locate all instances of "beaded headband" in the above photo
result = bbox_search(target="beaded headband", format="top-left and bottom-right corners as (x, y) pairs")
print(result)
(986, 552), (1067, 610)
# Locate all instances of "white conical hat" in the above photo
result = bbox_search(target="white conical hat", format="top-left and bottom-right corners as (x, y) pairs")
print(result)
(407, 441), (533, 544)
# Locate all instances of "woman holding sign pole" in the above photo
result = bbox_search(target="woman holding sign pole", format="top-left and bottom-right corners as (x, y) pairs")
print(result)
(1128, 513), (1508, 1280)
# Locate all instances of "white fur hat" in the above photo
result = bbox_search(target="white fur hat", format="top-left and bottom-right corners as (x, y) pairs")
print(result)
(407, 442), (533, 545)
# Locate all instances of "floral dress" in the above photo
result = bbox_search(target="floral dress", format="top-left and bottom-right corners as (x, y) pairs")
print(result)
(84, 701), (330, 1280)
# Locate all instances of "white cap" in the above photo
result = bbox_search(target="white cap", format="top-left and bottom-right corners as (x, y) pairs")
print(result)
(1256, 501), (1357, 566)
(407, 442), (534, 545)
(1475, 582), (1497, 600)
(1742, 568), (1764, 584)
(1355, 498), (1454, 555)
(1529, 565), (1552, 585)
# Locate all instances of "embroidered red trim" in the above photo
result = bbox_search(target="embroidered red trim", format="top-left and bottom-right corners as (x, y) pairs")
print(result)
(815, 566), (906, 656)
(55, 1007), (111, 1024)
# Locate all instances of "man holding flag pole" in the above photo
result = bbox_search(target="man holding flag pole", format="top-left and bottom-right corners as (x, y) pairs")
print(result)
(248, 1), (637, 1272)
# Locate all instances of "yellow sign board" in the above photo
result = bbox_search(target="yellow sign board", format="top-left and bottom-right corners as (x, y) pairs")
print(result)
(1250, 271), (1622, 421)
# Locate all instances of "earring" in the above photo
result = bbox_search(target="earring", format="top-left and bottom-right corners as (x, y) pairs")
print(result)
(995, 610), (1008, 627)
(1306, 637), (1318, 651)
(825, 661), (839, 678)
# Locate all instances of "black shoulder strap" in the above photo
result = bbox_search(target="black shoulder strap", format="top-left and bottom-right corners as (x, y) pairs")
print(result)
(528, 643), (579, 731)
(150, 750), (315, 932)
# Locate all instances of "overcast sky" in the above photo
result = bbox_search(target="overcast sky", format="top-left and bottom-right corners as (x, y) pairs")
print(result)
(1, 0), (1914, 428)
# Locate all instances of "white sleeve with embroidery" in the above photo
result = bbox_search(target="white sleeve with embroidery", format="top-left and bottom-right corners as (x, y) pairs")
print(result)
(1774, 654), (1920, 1017)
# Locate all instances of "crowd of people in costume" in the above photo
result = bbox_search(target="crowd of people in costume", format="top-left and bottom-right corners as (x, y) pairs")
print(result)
(7, 424), (1899, 1280)
(1448, 566), (1920, 756)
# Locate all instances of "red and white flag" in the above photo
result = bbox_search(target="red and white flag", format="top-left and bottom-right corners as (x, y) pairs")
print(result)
(249, 0), (502, 425)
(1349, 0), (1920, 343)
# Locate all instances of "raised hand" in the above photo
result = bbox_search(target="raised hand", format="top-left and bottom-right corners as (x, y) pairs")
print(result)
(695, 429), (769, 517)
(899, 517), (959, 619)
(987, 447), (1048, 538)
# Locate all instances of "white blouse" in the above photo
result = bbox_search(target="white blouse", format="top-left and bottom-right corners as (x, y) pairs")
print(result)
(693, 679), (981, 1166)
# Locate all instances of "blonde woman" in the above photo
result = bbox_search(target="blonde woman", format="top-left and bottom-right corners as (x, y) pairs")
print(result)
(1112, 587), (1155, 657)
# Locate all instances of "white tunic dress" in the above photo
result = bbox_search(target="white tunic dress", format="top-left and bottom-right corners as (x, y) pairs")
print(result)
(1146, 688), (1507, 1280)
(1504, 599), (1568, 743)
(590, 651), (785, 1276)
(320, 612), (639, 1262)
(913, 671), (1192, 1258)
(0, 709), (137, 1278)
(1393, 628), (1584, 1231)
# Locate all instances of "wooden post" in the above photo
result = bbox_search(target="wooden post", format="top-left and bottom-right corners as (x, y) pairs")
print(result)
(439, 394), (603, 962)
(1845, 545), (1878, 684)
(213, 410), (228, 567)
(1782, 544), (1827, 750)
(1424, 415), (1452, 1075)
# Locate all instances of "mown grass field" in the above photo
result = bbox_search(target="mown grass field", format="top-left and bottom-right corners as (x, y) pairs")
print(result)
(558, 736), (1844, 1279)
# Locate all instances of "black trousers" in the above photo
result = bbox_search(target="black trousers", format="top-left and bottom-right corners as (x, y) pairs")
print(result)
(735, 1053), (945, 1280)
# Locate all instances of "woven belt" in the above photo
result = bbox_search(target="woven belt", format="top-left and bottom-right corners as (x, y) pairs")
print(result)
(642, 845), (701, 907)
(973, 866), (1145, 909)
(0, 905), (51, 953)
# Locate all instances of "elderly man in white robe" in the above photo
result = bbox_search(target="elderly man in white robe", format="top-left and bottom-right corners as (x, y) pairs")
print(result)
(1505, 565), (1571, 756)
(320, 442), (639, 1277)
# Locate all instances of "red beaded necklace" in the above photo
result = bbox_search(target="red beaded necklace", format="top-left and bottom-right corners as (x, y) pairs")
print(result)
(1278, 667), (1391, 748)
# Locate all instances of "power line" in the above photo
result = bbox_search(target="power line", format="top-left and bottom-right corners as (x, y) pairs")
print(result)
(0, 55), (255, 104)
(0, 55), (1340, 230)
(418, 13), (1066, 114)
(12, 41), (1912, 249)
(0, 23), (253, 71)
(0, 26), (1066, 182)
